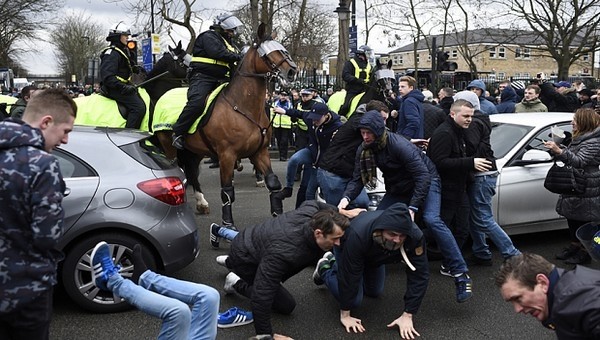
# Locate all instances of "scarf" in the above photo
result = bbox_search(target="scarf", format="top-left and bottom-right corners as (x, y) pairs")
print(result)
(359, 129), (387, 190)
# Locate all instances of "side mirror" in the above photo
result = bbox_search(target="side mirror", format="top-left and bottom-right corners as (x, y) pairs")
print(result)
(512, 149), (552, 165)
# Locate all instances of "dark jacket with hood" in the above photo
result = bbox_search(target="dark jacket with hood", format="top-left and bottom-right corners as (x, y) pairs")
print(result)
(335, 203), (429, 313)
(423, 101), (446, 139)
(439, 96), (454, 115)
(344, 110), (432, 211)
(544, 266), (600, 339)
(554, 126), (600, 221)
(319, 103), (368, 178)
(463, 111), (498, 173)
(495, 86), (518, 113)
(0, 118), (65, 314)
(397, 89), (425, 138)
(100, 41), (136, 93)
(428, 115), (475, 201)
(467, 80), (498, 115)
(228, 200), (337, 335)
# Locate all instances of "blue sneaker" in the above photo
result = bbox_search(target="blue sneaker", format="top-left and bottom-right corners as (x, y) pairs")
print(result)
(217, 307), (254, 328)
(91, 241), (120, 291)
(455, 273), (473, 303)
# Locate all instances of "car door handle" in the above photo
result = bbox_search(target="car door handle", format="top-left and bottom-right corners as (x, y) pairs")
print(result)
(64, 188), (71, 197)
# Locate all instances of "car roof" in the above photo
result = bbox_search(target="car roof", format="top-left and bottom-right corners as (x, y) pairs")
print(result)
(489, 112), (573, 126)
(71, 125), (151, 146)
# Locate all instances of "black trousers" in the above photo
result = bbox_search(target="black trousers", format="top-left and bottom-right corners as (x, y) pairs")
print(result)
(173, 73), (219, 136)
(0, 288), (53, 340)
(106, 88), (146, 129)
(273, 127), (291, 160)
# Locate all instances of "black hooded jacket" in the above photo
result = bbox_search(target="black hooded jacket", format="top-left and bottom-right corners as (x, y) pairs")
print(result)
(463, 111), (498, 172)
(335, 203), (429, 313)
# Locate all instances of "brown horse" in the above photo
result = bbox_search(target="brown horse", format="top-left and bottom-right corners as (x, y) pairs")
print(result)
(172, 23), (296, 227)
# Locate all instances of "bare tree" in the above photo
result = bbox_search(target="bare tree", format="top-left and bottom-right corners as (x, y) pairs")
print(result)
(50, 13), (105, 85)
(0, 0), (59, 74)
(501, 0), (600, 79)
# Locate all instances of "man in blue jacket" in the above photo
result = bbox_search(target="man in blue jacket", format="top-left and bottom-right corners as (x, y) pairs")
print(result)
(396, 76), (425, 138)
(467, 79), (498, 115)
(314, 203), (429, 339)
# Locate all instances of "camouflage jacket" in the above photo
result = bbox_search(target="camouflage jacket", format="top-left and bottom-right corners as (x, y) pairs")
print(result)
(0, 118), (65, 313)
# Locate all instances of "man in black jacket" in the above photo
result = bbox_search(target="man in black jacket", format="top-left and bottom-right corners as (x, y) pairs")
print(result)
(496, 252), (600, 340)
(314, 203), (429, 339)
(214, 201), (361, 340)
(317, 100), (389, 208)
(172, 13), (243, 149)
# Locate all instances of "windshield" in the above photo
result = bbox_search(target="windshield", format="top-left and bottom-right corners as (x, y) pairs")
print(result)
(490, 122), (534, 159)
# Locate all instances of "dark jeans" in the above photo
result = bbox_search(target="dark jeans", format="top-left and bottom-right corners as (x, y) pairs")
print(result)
(106, 88), (146, 129)
(173, 73), (219, 136)
(0, 288), (53, 340)
(273, 128), (291, 160)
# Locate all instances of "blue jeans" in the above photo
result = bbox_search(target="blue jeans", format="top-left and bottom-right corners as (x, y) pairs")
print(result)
(286, 148), (312, 188)
(108, 270), (220, 340)
(321, 249), (385, 308)
(317, 169), (369, 209)
(468, 174), (520, 259)
(422, 177), (468, 275)
(217, 227), (238, 241)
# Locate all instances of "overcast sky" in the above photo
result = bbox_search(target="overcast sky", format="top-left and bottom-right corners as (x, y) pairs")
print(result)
(22, 0), (392, 75)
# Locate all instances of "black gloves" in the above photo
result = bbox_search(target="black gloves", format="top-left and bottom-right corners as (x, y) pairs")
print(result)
(121, 85), (137, 95)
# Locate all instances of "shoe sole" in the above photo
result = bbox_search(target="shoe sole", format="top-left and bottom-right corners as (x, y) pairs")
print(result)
(90, 242), (110, 289)
(217, 318), (253, 328)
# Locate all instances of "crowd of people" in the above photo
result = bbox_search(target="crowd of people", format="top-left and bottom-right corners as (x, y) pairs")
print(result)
(2, 12), (600, 340)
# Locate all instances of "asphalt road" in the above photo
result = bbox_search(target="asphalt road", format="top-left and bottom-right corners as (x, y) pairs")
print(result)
(50, 158), (600, 340)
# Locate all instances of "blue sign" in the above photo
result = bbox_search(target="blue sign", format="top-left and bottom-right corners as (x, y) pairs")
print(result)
(141, 38), (153, 72)
(349, 25), (358, 56)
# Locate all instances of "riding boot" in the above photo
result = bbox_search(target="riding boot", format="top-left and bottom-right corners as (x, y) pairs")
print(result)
(270, 191), (284, 216)
(221, 186), (235, 226)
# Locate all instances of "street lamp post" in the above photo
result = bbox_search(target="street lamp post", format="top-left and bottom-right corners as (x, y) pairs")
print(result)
(335, 0), (351, 90)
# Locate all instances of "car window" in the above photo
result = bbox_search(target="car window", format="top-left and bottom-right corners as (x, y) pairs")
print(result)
(522, 123), (573, 152)
(54, 150), (97, 178)
(120, 139), (177, 170)
(490, 122), (533, 158)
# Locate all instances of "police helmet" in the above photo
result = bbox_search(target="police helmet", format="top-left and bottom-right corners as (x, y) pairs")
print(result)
(107, 22), (131, 41)
(356, 45), (375, 65)
(214, 13), (243, 32)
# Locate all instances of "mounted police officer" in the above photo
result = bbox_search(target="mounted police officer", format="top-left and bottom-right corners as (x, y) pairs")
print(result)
(339, 45), (374, 117)
(172, 13), (244, 149)
(99, 23), (146, 129)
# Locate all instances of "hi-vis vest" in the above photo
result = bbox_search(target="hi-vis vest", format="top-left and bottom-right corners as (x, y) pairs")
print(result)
(350, 59), (371, 83)
(272, 101), (292, 129)
(295, 102), (309, 131)
(102, 46), (133, 83)
(191, 35), (238, 68)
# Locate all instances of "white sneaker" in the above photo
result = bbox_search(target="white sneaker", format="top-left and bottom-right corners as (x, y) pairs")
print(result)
(216, 255), (228, 268)
(224, 272), (241, 294)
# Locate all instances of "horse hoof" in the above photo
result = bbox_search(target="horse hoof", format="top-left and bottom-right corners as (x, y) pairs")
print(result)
(256, 180), (265, 187)
(196, 205), (210, 215)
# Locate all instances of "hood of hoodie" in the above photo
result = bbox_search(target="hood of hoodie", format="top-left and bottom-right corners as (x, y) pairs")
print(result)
(356, 109), (386, 138)
(467, 79), (486, 93)
(0, 118), (45, 152)
(368, 203), (423, 241)
(401, 89), (425, 102)
(500, 86), (518, 103)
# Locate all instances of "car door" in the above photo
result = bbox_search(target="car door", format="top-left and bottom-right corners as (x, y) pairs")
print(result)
(495, 122), (572, 233)
(53, 149), (99, 234)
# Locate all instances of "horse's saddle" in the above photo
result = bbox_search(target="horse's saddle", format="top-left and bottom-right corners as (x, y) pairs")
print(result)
(73, 91), (151, 131)
(327, 90), (364, 118)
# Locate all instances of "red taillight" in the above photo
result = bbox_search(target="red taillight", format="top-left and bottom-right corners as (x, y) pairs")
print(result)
(137, 177), (186, 205)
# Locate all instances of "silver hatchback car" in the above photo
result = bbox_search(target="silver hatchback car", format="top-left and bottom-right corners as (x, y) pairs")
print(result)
(55, 126), (199, 313)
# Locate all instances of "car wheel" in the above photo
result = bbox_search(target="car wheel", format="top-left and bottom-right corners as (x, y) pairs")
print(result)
(61, 232), (157, 313)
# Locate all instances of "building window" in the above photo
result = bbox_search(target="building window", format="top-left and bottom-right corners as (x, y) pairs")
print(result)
(498, 72), (506, 79)
(416, 54), (420, 63)
(515, 47), (531, 59)
(451, 50), (458, 58)
(498, 47), (506, 58)
(522, 72), (530, 78)
(583, 53), (590, 61)
(489, 47), (496, 58)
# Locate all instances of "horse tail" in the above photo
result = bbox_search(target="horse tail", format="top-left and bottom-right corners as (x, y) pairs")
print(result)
(177, 148), (202, 193)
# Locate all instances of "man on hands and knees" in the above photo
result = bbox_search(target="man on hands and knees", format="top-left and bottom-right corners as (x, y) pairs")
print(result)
(313, 203), (429, 339)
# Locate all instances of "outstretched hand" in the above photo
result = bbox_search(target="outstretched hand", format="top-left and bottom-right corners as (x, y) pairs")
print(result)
(387, 312), (420, 339)
(341, 314), (365, 333)
(273, 333), (294, 340)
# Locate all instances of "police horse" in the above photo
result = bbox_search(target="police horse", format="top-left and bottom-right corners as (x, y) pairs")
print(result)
(327, 59), (396, 116)
(173, 23), (297, 227)
(73, 42), (212, 214)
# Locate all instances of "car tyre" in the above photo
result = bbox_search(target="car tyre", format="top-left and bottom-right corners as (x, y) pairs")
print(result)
(61, 232), (157, 313)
